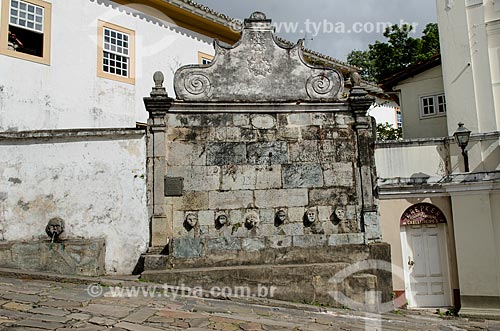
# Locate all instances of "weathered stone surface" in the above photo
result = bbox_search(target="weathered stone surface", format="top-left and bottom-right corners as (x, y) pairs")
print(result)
(242, 238), (266, 252)
(287, 113), (312, 126)
(292, 235), (327, 247)
(172, 238), (204, 258)
(114, 321), (164, 331)
(251, 114), (276, 129)
(255, 189), (308, 208)
(364, 212), (382, 242)
(309, 188), (341, 206)
(323, 163), (354, 187)
(221, 166), (257, 191)
(201, 113), (233, 127)
(198, 210), (215, 227)
(328, 234), (350, 246)
(169, 192), (209, 211)
(166, 142), (205, 166)
(265, 236), (292, 248)
(207, 237), (241, 251)
(282, 164), (323, 188)
(280, 223), (304, 236)
(174, 13), (343, 102)
(123, 308), (157, 323)
(80, 304), (133, 319)
(208, 191), (253, 210)
(246, 142), (288, 165)
(0, 239), (105, 276)
(167, 166), (220, 192)
(312, 113), (335, 126)
(206, 143), (247, 166)
(255, 166), (282, 189)
(289, 141), (319, 163)
(166, 114), (202, 127)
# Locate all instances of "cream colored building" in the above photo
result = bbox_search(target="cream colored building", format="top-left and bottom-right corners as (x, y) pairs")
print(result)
(377, 0), (500, 312)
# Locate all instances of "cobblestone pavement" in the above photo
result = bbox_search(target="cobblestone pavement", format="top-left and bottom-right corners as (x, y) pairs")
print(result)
(0, 274), (499, 330)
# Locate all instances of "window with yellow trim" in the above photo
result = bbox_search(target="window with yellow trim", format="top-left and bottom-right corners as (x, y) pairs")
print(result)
(0, 0), (51, 65)
(97, 20), (135, 84)
(198, 51), (213, 65)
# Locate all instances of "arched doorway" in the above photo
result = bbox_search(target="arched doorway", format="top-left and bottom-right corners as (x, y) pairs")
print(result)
(400, 203), (452, 307)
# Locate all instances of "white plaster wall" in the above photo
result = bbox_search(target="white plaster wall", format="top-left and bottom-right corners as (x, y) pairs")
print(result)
(375, 143), (449, 179)
(367, 102), (399, 128)
(0, 134), (148, 274)
(436, 0), (500, 135)
(451, 192), (500, 299)
(436, 0), (480, 135)
(0, 0), (215, 131)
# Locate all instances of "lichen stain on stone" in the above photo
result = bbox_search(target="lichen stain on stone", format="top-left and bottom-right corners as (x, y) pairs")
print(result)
(16, 194), (56, 213)
(8, 177), (22, 184)
(17, 200), (30, 211)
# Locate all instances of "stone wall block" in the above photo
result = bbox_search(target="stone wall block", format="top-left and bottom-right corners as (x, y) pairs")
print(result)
(289, 141), (319, 163)
(208, 190), (254, 210)
(255, 165), (282, 189)
(221, 165), (257, 191)
(172, 238), (204, 258)
(206, 142), (247, 166)
(292, 235), (327, 247)
(266, 235), (292, 249)
(167, 142), (206, 166)
(166, 114), (201, 127)
(255, 189), (308, 208)
(242, 238), (266, 252)
(323, 163), (355, 187)
(282, 164), (324, 188)
(167, 166), (220, 192)
(247, 142), (288, 165)
(207, 237), (241, 251)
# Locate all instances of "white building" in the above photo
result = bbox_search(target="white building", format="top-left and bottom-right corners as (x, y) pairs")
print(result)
(377, 0), (500, 312)
(0, 0), (240, 274)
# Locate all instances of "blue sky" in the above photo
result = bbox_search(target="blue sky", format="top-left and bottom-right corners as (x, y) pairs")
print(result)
(194, 0), (437, 61)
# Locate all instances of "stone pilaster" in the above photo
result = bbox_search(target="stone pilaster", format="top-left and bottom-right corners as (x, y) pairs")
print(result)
(143, 72), (173, 250)
(349, 84), (381, 242)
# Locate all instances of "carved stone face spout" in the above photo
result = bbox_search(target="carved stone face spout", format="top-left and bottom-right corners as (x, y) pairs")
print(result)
(304, 208), (317, 225)
(274, 209), (287, 226)
(45, 217), (65, 242)
(215, 213), (229, 229)
(184, 213), (198, 230)
(335, 207), (346, 222)
(244, 211), (260, 229)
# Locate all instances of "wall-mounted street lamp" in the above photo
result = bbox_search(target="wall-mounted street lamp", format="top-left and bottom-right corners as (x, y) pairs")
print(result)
(453, 122), (472, 172)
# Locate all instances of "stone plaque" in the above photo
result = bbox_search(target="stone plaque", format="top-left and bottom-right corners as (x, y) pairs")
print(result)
(164, 177), (184, 196)
(251, 115), (276, 129)
(400, 203), (446, 226)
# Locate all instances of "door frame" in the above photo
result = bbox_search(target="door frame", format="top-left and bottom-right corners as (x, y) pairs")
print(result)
(400, 223), (453, 308)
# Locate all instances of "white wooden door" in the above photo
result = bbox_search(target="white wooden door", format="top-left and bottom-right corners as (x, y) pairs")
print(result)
(401, 224), (451, 307)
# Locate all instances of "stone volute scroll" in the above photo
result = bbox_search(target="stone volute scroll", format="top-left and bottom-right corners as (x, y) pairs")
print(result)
(174, 12), (344, 102)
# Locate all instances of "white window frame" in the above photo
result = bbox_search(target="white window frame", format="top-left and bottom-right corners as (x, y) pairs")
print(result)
(419, 93), (447, 119)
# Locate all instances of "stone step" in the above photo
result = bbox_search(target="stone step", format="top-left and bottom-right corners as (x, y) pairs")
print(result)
(140, 262), (387, 309)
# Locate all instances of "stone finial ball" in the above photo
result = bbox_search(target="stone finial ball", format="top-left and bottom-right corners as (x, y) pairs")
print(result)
(250, 12), (267, 20)
(153, 71), (164, 88)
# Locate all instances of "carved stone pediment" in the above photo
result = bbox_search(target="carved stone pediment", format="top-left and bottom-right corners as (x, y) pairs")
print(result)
(174, 12), (344, 102)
